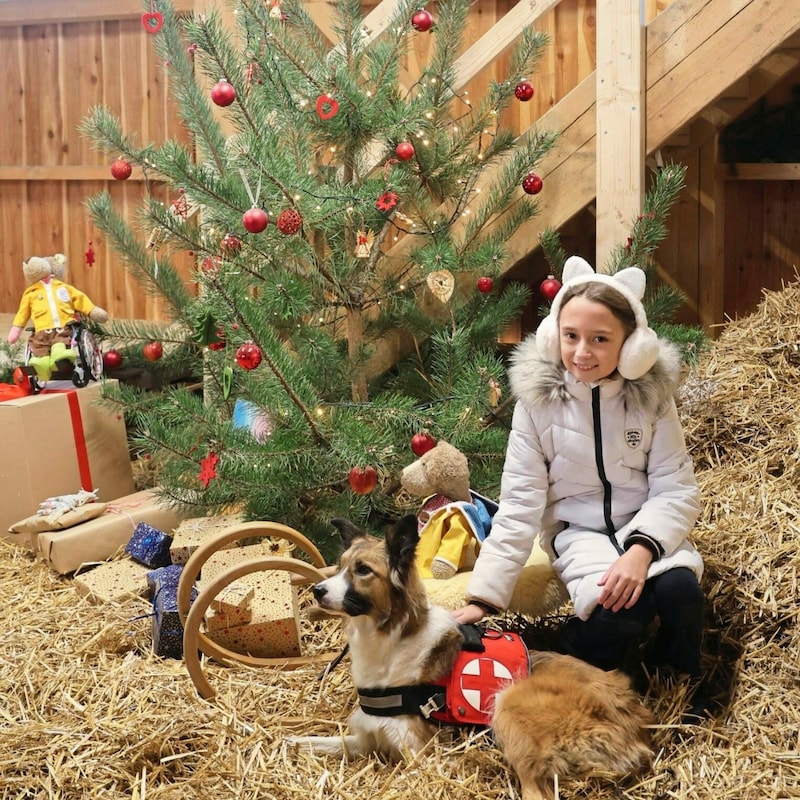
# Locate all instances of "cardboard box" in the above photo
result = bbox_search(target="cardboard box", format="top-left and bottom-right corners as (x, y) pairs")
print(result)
(200, 544), (301, 658)
(169, 512), (244, 565)
(204, 581), (254, 630)
(0, 381), (135, 542)
(74, 558), (150, 604)
(35, 488), (190, 575)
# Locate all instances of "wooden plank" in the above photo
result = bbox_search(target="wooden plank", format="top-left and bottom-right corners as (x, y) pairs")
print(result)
(646, 0), (800, 153)
(718, 163), (800, 181)
(453, 0), (559, 86)
(595, 0), (645, 269)
(0, 0), (195, 26)
(0, 28), (25, 166)
(0, 166), (149, 180)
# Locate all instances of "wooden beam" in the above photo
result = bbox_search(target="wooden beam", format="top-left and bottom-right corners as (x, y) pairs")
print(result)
(646, 0), (800, 153)
(453, 0), (559, 86)
(718, 163), (800, 181)
(595, 0), (645, 270)
(0, 166), (148, 180)
(0, 0), (195, 26)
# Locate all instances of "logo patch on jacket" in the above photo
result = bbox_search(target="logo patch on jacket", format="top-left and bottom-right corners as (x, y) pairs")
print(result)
(625, 429), (642, 448)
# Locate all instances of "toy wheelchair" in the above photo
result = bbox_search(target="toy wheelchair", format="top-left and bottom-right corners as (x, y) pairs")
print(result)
(16, 317), (104, 393)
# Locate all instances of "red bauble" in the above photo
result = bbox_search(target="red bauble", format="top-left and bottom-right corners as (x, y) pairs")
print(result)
(210, 79), (237, 107)
(236, 342), (262, 370)
(277, 209), (303, 235)
(221, 233), (242, 254)
(243, 207), (269, 233)
(103, 349), (123, 370)
(514, 80), (534, 101)
(411, 8), (434, 31)
(522, 173), (543, 195)
(110, 158), (132, 181)
(477, 276), (494, 294)
(410, 432), (437, 457)
(539, 274), (562, 301)
(395, 141), (415, 161)
(201, 255), (221, 275)
(143, 341), (163, 362)
(348, 465), (378, 494)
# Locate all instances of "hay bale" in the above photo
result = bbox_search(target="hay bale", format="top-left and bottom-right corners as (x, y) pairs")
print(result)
(1, 283), (800, 799)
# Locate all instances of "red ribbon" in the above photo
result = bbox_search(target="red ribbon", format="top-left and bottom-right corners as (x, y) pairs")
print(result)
(64, 391), (93, 491)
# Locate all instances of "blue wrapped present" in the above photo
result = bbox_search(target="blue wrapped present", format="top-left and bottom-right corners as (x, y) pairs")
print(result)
(146, 563), (184, 597)
(151, 573), (197, 659)
(125, 522), (173, 568)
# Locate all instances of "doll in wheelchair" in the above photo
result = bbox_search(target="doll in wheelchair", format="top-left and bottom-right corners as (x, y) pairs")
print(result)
(7, 254), (108, 392)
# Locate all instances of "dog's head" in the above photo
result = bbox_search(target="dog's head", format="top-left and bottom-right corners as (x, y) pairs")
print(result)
(311, 515), (426, 632)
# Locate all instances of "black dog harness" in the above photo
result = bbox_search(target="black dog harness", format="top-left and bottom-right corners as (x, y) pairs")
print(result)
(357, 625), (530, 726)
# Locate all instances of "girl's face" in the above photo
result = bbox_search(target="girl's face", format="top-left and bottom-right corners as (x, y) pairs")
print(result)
(558, 295), (627, 382)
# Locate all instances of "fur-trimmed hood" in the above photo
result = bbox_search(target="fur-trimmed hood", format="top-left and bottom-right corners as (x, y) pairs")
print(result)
(507, 332), (683, 417)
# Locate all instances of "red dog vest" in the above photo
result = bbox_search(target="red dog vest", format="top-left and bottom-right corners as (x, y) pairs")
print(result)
(357, 628), (530, 727)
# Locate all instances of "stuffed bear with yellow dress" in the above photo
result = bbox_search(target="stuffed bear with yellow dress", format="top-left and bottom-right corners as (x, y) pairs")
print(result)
(6, 254), (108, 381)
(400, 440), (497, 579)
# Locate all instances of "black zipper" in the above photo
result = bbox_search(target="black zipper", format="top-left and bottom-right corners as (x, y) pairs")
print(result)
(592, 385), (624, 554)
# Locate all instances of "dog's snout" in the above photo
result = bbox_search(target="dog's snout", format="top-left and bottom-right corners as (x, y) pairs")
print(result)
(312, 583), (327, 601)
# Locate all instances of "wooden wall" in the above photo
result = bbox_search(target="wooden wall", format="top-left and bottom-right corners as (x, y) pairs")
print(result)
(0, 0), (605, 325)
(2, 0), (797, 335)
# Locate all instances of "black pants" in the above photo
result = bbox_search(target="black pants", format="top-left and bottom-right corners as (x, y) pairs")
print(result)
(558, 567), (705, 679)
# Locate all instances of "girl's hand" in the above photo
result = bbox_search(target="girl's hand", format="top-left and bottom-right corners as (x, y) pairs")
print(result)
(451, 603), (486, 624)
(597, 544), (653, 612)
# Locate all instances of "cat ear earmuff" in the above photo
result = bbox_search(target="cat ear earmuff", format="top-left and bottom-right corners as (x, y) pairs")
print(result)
(534, 255), (660, 380)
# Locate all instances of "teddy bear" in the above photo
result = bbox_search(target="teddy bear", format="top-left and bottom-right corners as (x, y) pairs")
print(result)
(400, 440), (497, 579)
(7, 254), (108, 381)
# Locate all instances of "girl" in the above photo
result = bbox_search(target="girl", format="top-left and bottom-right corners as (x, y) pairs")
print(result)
(453, 256), (707, 713)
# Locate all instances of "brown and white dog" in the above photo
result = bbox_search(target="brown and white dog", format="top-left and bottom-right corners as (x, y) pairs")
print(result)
(290, 515), (653, 800)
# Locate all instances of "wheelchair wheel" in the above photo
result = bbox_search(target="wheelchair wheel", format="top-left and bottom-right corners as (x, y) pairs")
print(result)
(72, 327), (103, 387)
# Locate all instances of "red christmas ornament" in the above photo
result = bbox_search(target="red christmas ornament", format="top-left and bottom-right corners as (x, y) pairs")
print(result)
(477, 276), (494, 294)
(236, 342), (262, 370)
(411, 8), (434, 32)
(198, 451), (220, 488)
(522, 173), (543, 195)
(348, 465), (378, 494)
(514, 80), (534, 101)
(376, 191), (399, 212)
(110, 158), (132, 181)
(539, 274), (562, 301)
(103, 349), (123, 370)
(410, 432), (437, 457)
(277, 209), (303, 235)
(143, 341), (164, 362)
(201, 255), (221, 275)
(243, 207), (269, 233)
(210, 79), (237, 107)
(315, 94), (339, 120)
(395, 141), (415, 161)
(141, 12), (164, 34)
(221, 233), (242, 254)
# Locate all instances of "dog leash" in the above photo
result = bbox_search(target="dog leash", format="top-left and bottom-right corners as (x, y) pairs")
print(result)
(316, 643), (349, 680)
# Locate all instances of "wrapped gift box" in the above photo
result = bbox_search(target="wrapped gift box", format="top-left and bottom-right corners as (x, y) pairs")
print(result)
(151, 569), (196, 659)
(35, 489), (190, 575)
(125, 522), (173, 568)
(168, 512), (244, 565)
(74, 558), (150, 604)
(0, 381), (135, 543)
(204, 581), (254, 630)
(146, 563), (186, 597)
(200, 544), (301, 658)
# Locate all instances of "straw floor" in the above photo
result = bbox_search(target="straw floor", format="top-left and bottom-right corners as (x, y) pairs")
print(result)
(2, 284), (800, 800)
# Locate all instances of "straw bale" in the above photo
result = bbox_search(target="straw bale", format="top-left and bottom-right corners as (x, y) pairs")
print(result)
(3, 282), (800, 798)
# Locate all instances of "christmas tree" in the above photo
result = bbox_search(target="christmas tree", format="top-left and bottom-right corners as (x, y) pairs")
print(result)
(80, 0), (695, 555)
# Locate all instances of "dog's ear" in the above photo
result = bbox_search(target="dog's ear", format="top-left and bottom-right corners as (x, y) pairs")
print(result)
(330, 517), (367, 550)
(384, 515), (420, 583)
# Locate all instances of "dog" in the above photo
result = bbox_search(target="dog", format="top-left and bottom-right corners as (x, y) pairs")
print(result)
(289, 515), (654, 800)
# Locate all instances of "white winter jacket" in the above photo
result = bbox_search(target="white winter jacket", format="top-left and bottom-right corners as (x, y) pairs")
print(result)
(467, 335), (703, 620)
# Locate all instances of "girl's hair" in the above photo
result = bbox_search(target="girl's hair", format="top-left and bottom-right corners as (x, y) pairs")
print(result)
(558, 281), (638, 338)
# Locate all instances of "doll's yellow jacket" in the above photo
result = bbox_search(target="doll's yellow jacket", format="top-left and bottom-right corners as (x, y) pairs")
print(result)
(12, 279), (98, 332)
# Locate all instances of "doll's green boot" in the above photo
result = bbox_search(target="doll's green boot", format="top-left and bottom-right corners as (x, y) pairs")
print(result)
(28, 354), (53, 381)
(50, 341), (76, 372)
